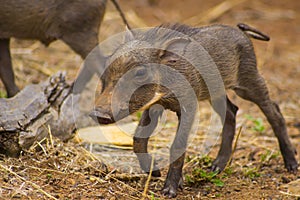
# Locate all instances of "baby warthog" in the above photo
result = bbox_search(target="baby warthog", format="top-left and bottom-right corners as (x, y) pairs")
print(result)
(90, 23), (298, 197)
(0, 0), (128, 97)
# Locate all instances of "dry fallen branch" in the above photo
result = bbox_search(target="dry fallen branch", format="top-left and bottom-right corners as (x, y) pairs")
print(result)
(0, 72), (98, 157)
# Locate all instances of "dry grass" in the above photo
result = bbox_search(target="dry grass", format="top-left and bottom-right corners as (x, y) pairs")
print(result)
(0, 134), (160, 199)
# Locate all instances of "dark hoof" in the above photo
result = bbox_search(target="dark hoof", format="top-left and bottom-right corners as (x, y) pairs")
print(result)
(162, 186), (177, 198)
(285, 162), (298, 173)
(161, 177), (183, 198)
(211, 158), (228, 173)
(7, 87), (20, 98)
(210, 164), (222, 173)
(283, 151), (298, 173)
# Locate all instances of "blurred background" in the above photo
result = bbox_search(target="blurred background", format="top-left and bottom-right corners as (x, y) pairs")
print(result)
(5, 0), (299, 140)
(5, 0), (300, 116)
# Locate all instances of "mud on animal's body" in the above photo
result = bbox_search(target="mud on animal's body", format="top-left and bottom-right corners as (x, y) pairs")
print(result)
(91, 23), (298, 197)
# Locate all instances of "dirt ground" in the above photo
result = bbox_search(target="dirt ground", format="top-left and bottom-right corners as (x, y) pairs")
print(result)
(1, 0), (300, 199)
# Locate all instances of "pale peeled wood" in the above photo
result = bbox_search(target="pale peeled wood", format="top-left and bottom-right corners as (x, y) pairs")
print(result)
(77, 122), (137, 146)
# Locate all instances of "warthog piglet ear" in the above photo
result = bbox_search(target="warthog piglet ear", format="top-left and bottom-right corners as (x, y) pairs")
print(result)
(158, 37), (190, 60)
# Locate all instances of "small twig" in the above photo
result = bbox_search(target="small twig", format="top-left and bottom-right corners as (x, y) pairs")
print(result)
(142, 137), (159, 199)
(26, 166), (66, 174)
(107, 173), (163, 182)
(104, 168), (117, 180)
(224, 126), (243, 170)
(142, 154), (155, 199)
(279, 191), (300, 197)
(110, 0), (131, 29)
(36, 139), (48, 156)
(47, 125), (54, 149)
(183, 155), (200, 170)
(80, 146), (98, 162)
(0, 163), (58, 200)
(105, 174), (147, 198)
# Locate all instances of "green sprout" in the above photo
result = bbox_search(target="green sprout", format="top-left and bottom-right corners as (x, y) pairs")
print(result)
(186, 169), (224, 187)
(243, 167), (261, 179)
(245, 114), (265, 133)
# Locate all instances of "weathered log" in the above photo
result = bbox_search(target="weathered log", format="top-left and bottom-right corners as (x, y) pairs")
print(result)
(0, 72), (98, 156)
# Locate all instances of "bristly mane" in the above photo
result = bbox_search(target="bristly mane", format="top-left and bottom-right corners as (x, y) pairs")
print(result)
(159, 23), (199, 35)
(137, 23), (199, 44)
